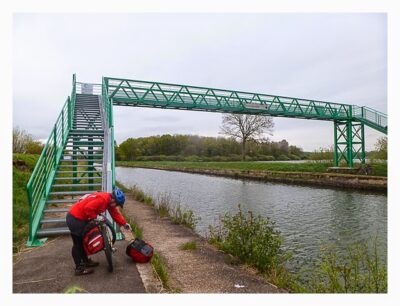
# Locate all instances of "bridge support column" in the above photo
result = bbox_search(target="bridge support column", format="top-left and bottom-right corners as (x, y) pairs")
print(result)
(334, 120), (365, 168)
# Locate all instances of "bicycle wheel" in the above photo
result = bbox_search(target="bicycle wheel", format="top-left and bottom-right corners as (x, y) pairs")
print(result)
(101, 225), (114, 272)
(105, 219), (117, 244)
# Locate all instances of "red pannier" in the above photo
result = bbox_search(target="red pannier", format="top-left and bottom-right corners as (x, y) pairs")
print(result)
(83, 223), (104, 255)
(126, 238), (154, 263)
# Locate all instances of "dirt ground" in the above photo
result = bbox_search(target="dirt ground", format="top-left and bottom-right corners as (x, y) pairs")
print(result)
(13, 235), (146, 293)
(123, 194), (282, 293)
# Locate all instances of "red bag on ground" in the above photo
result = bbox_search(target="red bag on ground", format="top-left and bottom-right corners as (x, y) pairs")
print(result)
(126, 238), (154, 263)
(83, 224), (104, 255)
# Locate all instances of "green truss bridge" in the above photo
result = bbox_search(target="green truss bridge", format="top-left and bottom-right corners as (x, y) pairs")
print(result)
(26, 74), (387, 246)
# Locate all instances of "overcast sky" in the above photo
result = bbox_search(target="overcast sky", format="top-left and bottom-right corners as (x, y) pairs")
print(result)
(13, 13), (387, 151)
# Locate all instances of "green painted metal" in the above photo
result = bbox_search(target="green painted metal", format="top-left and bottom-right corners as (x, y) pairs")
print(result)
(26, 74), (77, 246)
(333, 120), (365, 167)
(103, 76), (387, 168)
(103, 77), (387, 134)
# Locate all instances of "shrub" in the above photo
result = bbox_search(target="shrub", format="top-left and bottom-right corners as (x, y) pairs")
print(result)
(208, 204), (285, 274)
(276, 154), (290, 161)
(288, 154), (301, 160)
(309, 240), (387, 293)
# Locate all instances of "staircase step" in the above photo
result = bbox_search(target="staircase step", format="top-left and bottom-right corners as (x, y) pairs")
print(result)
(54, 176), (102, 180)
(56, 170), (102, 174)
(37, 227), (70, 237)
(40, 218), (66, 224)
(59, 159), (103, 162)
(44, 208), (70, 213)
(49, 190), (96, 196)
(57, 165), (103, 168)
(64, 144), (104, 147)
(46, 199), (79, 204)
(70, 130), (104, 135)
(61, 154), (103, 158)
(52, 183), (102, 187)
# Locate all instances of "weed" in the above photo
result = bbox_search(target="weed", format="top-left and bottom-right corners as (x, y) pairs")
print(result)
(179, 241), (197, 250)
(64, 285), (88, 293)
(171, 203), (199, 230)
(151, 253), (169, 289)
(13, 154), (39, 252)
(309, 240), (387, 293)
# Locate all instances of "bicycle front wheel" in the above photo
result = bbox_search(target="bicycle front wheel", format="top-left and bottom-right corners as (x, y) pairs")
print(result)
(101, 226), (114, 272)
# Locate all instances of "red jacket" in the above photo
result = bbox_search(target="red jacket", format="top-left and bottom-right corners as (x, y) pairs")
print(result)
(69, 192), (127, 226)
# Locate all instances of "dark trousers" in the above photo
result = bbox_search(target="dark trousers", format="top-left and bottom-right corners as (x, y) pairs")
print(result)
(66, 213), (89, 268)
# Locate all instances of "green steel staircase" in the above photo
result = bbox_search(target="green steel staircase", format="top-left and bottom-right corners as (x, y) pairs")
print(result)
(37, 93), (104, 238)
(26, 74), (387, 246)
(26, 76), (116, 246)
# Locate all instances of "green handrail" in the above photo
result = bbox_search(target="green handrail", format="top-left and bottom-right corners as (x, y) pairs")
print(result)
(26, 74), (77, 246)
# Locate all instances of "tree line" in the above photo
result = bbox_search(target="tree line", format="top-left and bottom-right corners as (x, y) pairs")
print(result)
(116, 134), (306, 161)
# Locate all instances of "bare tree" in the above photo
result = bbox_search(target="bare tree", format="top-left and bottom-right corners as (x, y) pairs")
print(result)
(220, 114), (274, 160)
(13, 126), (33, 153)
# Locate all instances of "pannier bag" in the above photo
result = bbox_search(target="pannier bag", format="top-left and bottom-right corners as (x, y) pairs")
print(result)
(83, 223), (104, 255)
(126, 238), (154, 263)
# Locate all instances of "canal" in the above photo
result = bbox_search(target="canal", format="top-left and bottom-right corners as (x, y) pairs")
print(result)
(116, 167), (387, 274)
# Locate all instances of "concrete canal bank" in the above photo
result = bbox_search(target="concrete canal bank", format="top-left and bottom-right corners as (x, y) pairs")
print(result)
(123, 166), (387, 192)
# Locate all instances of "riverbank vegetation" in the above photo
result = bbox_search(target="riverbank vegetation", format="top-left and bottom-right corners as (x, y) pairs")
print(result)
(123, 185), (387, 293)
(117, 160), (387, 177)
(120, 184), (199, 230)
(209, 206), (387, 293)
(115, 134), (387, 165)
(116, 134), (307, 162)
(13, 153), (39, 253)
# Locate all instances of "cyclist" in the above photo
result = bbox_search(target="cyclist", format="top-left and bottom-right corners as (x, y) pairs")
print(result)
(66, 187), (132, 276)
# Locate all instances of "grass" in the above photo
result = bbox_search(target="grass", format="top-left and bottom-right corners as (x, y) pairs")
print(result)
(151, 253), (169, 290)
(117, 160), (387, 177)
(179, 241), (197, 250)
(127, 184), (199, 230)
(64, 285), (88, 293)
(13, 153), (39, 253)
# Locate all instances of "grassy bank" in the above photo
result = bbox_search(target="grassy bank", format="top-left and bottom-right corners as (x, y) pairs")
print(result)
(13, 154), (39, 252)
(117, 161), (387, 177)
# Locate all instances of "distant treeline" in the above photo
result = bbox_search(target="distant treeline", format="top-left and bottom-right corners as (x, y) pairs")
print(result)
(116, 134), (307, 162)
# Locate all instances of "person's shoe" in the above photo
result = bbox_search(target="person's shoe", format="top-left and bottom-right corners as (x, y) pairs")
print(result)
(84, 258), (100, 268)
(75, 266), (94, 276)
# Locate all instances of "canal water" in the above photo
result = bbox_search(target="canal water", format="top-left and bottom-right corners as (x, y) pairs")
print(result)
(116, 167), (387, 273)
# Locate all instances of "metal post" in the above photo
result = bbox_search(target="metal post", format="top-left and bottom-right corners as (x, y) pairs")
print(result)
(347, 120), (353, 168)
(53, 125), (57, 169)
(333, 121), (338, 167)
(361, 123), (365, 164)
(61, 111), (64, 142)
(68, 97), (71, 129)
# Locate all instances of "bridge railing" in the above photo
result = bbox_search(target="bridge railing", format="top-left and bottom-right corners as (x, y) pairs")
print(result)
(104, 77), (353, 120)
(352, 106), (387, 132)
(26, 74), (77, 246)
(76, 82), (102, 95)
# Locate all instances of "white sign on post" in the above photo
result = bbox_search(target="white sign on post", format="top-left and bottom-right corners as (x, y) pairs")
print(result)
(82, 83), (93, 95)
